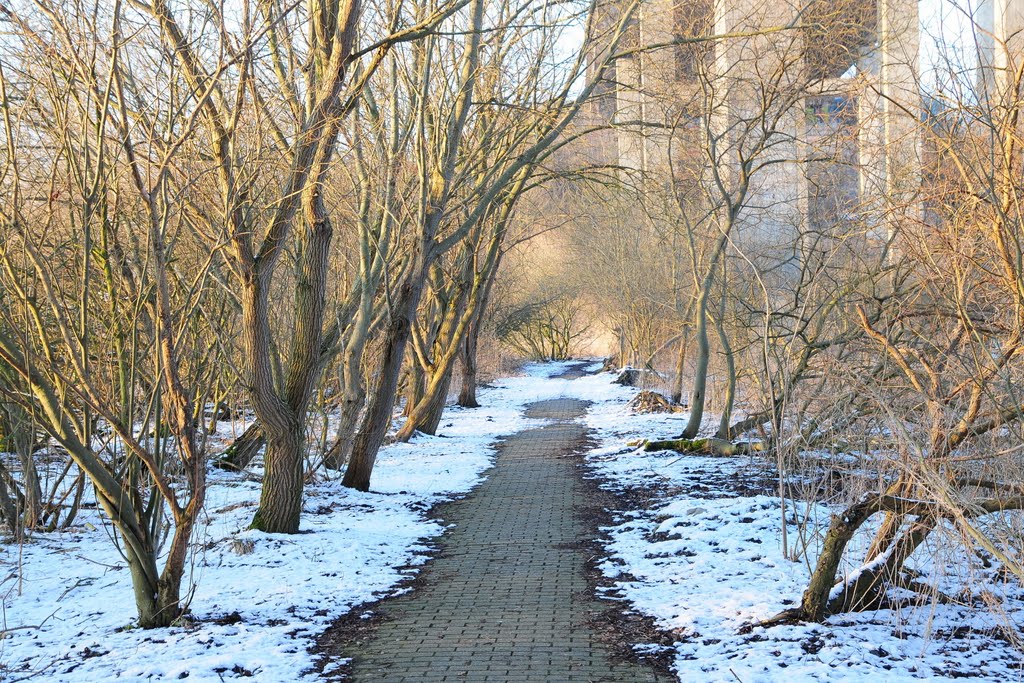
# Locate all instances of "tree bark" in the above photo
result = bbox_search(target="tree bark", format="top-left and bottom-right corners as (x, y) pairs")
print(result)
(404, 361), (425, 418)
(714, 309), (736, 440)
(250, 211), (332, 532)
(414, 364), (456, 436)
(214, 422), (265, 471)
(799, 494), (882, 620)
(457, 332), (480, 408)
(0, 461), (22, 539)
(671, 327), (689, 405)
(125, 542), (165, 628)
(681, 226), (732, 439)
(323, 391), (364, 470)
(681, 297), (710, 439)
(250, 428), (305, 533)
(343, 278), (420, 491)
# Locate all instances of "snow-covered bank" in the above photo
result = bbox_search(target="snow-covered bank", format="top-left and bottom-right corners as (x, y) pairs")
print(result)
(576, 369), (1024, 682)
(4, 362), (1023, 682)
(0, 363), (584, 682)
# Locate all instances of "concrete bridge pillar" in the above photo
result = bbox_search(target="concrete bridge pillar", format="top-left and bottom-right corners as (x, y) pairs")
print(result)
(614, 51), (647, 173)
(855, 0), (921, 238)
(712, 0), (806, 257)
(880, 0), (921, 233)
(978, 0), (1024, 103)
(612, 0), (678, 177)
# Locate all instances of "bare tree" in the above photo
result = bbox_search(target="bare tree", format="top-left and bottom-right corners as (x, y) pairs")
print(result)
(0, 2), (214, 626)
(139, 0), (471, 531)
(793, 45), (1024, 620)
(342, 0), (642, 489)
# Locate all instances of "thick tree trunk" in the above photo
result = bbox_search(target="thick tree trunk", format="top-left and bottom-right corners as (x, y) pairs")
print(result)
(124, 515), (200, 628)
(457, 333), (479, 408)
(404, 362), (425, 418)
(247, 184), (333, 532)
(126, 544), (166, 628)
(404, 365), (455, 437)
(251, 428), (305, 533)
(799, 495), (881, 621)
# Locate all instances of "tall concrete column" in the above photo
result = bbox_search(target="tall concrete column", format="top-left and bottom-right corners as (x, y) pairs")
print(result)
(883, 0), (921, 230)
(859, 0), (920, 237)
(977, 0), (1024, 103)
(857, 51), (887, 229)
(614, 52), (647, 173)
(637, 0), (677, 174)
(612, 0), (677, 177)
(712, 0), (806, 257)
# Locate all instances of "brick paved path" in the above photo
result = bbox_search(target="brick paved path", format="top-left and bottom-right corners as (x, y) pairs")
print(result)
(344, 397), (663, 682)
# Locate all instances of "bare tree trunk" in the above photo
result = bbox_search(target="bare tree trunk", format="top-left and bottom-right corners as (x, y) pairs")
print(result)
(344, 277), (420, 491)
(799, 495), (882, 620)
(456, 249), (499, 410)
(250, 428), (305, 533)
(219, 323), (341, 473)
(125, 543), (164, 628)
(215, 422), (265, 471)
(714, 306), (736, 440)
(249, 185), (334, 533)
(681, 296), (710, 438)
(457, 332), (480, 408)
(404, 362), (425, 418)
(324, 270), (379, 470)
(415, 365), (456, 435)
(323, 389), (364, 470)
(0, 460), (22, 538)
(671, 327), (689, 405)
(681, 223), (731, 438)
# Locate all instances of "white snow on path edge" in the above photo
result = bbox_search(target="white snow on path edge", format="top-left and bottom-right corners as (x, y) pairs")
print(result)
(579, 371), (1024, 682)
(0, 361), (595, 682)
(6, 362), (1022, 682)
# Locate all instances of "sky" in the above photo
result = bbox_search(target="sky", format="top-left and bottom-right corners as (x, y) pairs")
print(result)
(921, 0), (984, 72)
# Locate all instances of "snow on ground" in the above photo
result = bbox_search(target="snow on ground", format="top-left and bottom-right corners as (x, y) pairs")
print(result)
(575, 368), (1024, 682)
(5, 361), (1023, 682)
(0, 362), (586, 682)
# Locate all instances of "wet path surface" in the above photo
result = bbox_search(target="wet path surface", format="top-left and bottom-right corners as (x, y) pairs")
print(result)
(341, 396), (663, 682)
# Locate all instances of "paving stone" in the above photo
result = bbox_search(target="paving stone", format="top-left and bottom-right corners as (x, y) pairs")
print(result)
(345, 398), (665, 682)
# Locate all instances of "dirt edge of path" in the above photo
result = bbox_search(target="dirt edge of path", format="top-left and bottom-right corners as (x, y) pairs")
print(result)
(572, 435), (680, 681)
(309, 401), (677, 681)
(306, 458), (485, 681)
